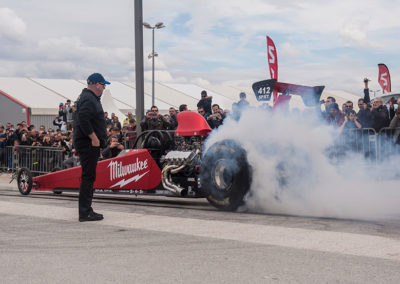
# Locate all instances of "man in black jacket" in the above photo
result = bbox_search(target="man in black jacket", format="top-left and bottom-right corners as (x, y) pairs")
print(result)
(197, 90), (212, 115)
(140, 106), (170, 131)
(357, 98), (372, 128)
(73, 73), (109, 222)
(362, 78), (389, 132)
(371, 97), (390, 132)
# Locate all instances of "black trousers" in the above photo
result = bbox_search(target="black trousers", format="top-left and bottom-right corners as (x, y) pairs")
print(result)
(77, 146), (100, 217)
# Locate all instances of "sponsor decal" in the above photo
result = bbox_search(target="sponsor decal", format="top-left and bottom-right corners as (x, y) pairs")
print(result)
(108, 158), (149, 188)
(108, 157), (148, 181)
(110, 171), (149, 188)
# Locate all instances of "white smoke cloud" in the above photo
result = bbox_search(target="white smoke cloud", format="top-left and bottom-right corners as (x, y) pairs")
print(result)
(205, 107), (400, 220)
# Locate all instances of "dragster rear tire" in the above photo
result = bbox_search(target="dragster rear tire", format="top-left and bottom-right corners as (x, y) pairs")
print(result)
(17, 167), (33, 195)
(200, 139), (251, 211)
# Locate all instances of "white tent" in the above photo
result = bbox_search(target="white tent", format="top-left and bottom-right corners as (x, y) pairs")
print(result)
(198, 84), (260, 105)
(144, 82), (198, 110)
(101, 89), (127, 122)
(31, 78), (86, 102)
(0, 77), (67, 115)
(322, 90), (361, 111)
(122, 82), (179, 113)
(162, 83), (235, 111)
(0, 76), (365, 127)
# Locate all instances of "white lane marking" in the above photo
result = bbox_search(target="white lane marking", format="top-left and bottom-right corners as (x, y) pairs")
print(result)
(1, 200), (400, 261)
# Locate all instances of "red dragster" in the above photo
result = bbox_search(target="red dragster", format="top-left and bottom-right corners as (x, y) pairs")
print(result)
(16, 79), (323, 211)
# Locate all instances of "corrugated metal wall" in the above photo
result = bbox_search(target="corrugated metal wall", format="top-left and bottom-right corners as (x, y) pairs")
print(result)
(0, 94), (28, 125)
(30, 115), (58, 130)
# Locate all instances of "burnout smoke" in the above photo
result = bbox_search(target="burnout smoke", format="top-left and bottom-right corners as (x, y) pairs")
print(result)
(205, 107), (400, 220)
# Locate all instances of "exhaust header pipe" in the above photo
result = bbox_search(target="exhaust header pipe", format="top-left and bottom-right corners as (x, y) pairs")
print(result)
(161, 164), (187, 196)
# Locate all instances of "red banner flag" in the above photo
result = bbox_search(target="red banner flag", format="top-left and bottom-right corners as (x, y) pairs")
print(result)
(266, 36), (278, 102)
(378, 63), (391, 94)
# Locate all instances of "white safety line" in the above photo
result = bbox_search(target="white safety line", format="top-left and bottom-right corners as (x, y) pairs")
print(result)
(1, 200), (400, 261)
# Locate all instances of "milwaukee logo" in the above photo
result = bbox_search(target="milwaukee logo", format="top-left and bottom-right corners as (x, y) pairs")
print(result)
(108, 158), (148, 181)
(110, 171), (149, 188)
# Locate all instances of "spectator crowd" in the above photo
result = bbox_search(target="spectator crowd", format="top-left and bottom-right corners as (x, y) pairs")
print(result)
(1, 78), (400, 171)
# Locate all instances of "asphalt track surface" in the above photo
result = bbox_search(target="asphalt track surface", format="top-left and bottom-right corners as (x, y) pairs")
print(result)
(1, 173), (400, 283)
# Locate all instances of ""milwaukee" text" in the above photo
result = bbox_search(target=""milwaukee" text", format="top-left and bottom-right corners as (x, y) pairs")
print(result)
(108, 158), (148, 181)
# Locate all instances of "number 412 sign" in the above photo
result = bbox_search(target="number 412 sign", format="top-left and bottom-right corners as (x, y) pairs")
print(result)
(252, 79), (277, 101)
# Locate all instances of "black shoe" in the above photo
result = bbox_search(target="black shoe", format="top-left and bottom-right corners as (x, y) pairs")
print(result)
(91, 211), (103, 219)
(79, 211), (104, 222)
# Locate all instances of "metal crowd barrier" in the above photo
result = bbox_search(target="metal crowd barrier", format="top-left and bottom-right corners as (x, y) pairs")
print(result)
(0, 145), (64, 175)
(378, 127), (400, 160)
(335, 128), (378, 162)
(1, 127), (399, 175)
(0, 146), (13, 172)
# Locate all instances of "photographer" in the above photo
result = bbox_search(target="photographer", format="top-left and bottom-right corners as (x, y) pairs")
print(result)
(197, 90), (212, 115)
(363, 78), (372, 106)
(63, 99), (74, 130)
(58, 103), (66, 122)
(20, 130), (32, 146)
(340, 110), (362, 132)
(140, 106), (170, 131)
(53, 116), (63, 130)
(102, 136), (124, 159)
(207, 104), (225, 129)
(41, 134), (52, 147)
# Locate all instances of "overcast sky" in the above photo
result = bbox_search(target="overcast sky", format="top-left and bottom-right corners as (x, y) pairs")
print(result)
(0, 0), (399, 95)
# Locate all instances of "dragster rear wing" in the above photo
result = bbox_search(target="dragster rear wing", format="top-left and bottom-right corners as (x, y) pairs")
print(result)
(252, 79), (325, 107)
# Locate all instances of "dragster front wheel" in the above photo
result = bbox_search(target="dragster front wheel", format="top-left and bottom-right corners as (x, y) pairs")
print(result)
(200, 139), (251, 211)
(17, 167), (33, 195)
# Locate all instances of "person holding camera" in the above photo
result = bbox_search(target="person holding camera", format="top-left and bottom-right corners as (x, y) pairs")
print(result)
(140, 105), (171, 131)
(197, 90), (212, 115)
(20, 130), (32, 146)
(63, 99), (74, 130)
(207, 104), (225, 129)
(102, 136), (124, 159)
(340, 110), (362, 131)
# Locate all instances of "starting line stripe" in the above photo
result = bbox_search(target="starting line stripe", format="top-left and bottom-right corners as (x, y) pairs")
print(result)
(1, 200), (400, 261)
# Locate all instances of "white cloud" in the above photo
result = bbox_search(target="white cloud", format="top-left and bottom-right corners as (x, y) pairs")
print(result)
(0, 8), (26, 42)
(279, 42), (303, 60)
(339, 21), (369, 47)
(0, 0), (399, 96)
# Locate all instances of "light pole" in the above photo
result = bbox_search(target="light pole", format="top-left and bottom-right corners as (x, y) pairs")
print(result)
(370, 89), (381, 99)
(143, 21), (165, 106)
